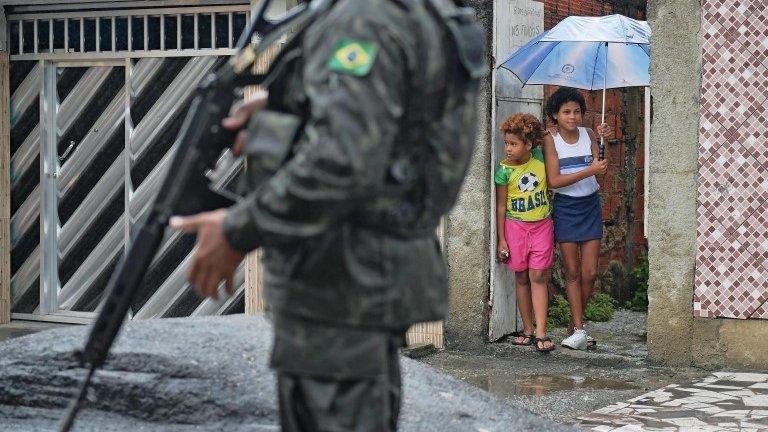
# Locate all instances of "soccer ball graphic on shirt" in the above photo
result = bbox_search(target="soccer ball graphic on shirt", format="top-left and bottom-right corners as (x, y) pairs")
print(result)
(518, 173), (540, 192)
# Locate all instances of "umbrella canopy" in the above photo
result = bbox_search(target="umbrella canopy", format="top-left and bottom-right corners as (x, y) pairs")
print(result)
(541, 14), (650, 44)
(498, 14), (651, 91)
(497, 14), (652, 159)
(500, 33), (650, 90)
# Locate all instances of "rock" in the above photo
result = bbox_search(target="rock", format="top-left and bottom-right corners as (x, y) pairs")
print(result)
(0, 315), (573, 432)
(401, 343), (438, 359)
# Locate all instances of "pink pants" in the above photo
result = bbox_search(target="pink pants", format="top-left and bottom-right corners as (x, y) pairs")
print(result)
(504, 217), (555, 272)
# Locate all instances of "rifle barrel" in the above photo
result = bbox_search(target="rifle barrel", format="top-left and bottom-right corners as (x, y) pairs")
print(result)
(58, 366), (96, 432)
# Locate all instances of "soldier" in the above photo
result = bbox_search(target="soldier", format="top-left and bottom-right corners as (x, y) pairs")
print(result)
(171, 0), (486, 430)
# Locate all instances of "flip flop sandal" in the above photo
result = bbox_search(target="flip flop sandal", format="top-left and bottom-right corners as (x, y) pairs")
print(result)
(533, 336), (555, 353)
(508, 331), (535, 346)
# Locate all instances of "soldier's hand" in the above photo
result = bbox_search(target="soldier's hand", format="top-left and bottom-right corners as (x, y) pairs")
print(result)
(222, 90), (269, 156)
(169, 210), (246, 299)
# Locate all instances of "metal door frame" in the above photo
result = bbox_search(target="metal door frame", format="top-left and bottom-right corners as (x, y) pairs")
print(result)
(38, 59), (124, 322)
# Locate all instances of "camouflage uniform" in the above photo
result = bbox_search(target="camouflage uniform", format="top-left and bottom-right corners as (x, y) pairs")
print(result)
(222, 0), (485, 430)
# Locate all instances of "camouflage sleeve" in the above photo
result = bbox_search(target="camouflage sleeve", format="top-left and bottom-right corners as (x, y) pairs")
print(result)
(222, 2), (411, 251)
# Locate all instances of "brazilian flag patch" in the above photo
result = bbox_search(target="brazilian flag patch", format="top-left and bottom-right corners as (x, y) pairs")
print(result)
(328, 39), (378, 76)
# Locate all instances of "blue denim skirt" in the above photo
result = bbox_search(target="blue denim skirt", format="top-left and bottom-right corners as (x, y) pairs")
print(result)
(552, 192), (604, 243)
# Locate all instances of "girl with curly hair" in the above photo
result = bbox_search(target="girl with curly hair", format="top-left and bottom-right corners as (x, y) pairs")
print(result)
(494, 113), (555, 353)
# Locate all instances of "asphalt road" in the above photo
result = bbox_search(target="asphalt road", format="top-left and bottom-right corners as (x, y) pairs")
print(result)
(0, 314), (574, 432)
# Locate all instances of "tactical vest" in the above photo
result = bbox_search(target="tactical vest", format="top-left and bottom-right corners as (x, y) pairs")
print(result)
(354, 0), (488, 237)
(234, 0), (488, 329)
(244, 0), (487, 238)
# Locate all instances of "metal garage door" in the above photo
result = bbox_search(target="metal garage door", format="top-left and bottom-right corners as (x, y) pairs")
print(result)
(9, 4), (251, 323)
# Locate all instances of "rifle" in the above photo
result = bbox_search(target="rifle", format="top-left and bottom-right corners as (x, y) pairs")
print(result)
(57, 1), (311, 430)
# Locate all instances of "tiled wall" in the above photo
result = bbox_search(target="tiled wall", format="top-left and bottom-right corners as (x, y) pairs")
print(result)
(695, 0), (768, 319)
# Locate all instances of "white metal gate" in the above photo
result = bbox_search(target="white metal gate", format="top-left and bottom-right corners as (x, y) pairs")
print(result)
(9, 4), (251, 323)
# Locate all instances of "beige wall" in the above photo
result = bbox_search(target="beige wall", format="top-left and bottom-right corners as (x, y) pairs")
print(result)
(443, 0), (494, 351)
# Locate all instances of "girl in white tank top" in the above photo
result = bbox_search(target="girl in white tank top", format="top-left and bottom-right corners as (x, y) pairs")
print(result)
(551, 127), (600, 197)
(542, 87), (612, 352)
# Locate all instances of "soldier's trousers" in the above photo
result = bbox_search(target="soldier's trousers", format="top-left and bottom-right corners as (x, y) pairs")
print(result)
(271, 314), (406, 432)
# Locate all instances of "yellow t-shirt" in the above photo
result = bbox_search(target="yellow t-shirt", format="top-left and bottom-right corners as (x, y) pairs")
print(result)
(494, 147), (551, 222)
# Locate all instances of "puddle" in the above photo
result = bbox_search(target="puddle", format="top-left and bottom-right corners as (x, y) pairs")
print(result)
(463, 373), (639, 397)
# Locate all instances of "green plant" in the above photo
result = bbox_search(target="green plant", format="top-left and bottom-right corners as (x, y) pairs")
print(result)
(625, 252), (649, 312)
(584, 292), (616, 322)
(546, 295), (572, 328)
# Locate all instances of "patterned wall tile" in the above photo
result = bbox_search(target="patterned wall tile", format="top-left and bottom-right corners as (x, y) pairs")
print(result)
(700, 1), (768, 131)
(695, 206), (730, 260)
(741, 3), (768, 65)
(731, 204), (768, 256)
(700, 17), (733, 70)
(698, 0), (768, 320)
(735, 105), (768, 168)
(695, 197), (766, 320)
(697, 142), (768, 237)
(697, 116), (732, 160)
(700, 46), (768, 133)
(752, 302), (768, 319)
(693, 292), (713, 318)
(703, 0), (754, 28)
(741, 205), (768, 318)
(698, 195), (768, 321)
(696, 204), (768, 319)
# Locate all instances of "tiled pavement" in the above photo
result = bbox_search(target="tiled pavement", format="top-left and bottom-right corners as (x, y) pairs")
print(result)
(579, 372), (768, 431)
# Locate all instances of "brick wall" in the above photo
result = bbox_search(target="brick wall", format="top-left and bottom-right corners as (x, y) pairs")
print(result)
(542, 0), (648, 301)
(544, 0), (646, 28)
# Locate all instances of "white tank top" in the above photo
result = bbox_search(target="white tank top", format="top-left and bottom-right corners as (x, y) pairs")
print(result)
(552, 127), (600, 197)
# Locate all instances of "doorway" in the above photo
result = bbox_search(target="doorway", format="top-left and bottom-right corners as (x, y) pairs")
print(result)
(489, 0), (545, 340)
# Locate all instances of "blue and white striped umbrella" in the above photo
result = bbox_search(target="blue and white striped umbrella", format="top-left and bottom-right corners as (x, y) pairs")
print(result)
(498, 14), (651, 156)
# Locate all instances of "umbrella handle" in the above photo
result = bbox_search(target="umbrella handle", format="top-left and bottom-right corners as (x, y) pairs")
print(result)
(599, 136), (605, 161)
(599, 42), (607, 161)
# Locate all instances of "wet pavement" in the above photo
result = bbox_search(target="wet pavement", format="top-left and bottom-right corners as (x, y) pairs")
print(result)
(0, 320), (69, 342)
(420, 311), (710, 426)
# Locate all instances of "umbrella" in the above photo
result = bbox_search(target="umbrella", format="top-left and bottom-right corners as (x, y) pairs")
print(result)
(498, 14), (651, 158)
